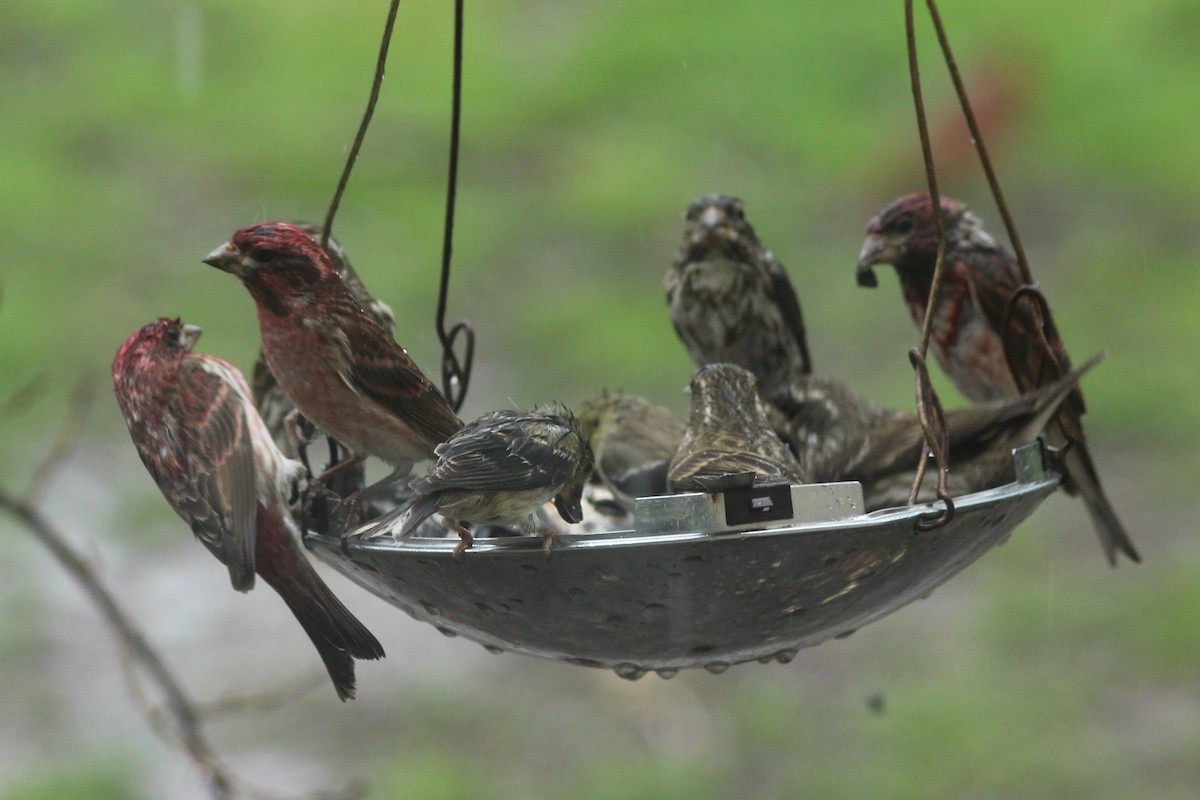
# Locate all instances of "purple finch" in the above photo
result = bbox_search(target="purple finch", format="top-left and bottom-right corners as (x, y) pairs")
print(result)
(113, 317), (384, 700)
(856, 193), (1140, 564)
(251, 222), (395, 449)
(668, 364), (808, 493)
(666, 194), (812, 396)
(576, 391), (686, 513)
(368, 406), (594, 559)
(203, 222), (462, 482)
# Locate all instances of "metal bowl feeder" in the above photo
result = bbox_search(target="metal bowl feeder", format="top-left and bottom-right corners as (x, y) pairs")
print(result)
(304, 442), (1059, 679)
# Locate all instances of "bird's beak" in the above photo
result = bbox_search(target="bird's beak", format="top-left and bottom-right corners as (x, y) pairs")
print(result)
(179, 323), (203, 351)
(553, 487), (585, 525)
(203, 242), (247, 277)
(855, 234), (894, 288)
(696, 205), (731, 247)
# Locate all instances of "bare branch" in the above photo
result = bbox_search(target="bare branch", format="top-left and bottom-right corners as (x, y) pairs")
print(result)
(1, 382), (368, 800)
(0, 486), (234, 800)
(27, 378), (98, 503)
(0, 375), (48, 423)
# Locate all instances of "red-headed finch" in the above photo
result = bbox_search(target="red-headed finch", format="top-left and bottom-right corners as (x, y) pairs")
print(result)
(113, 317), (384, 700)
(856, 193), (1139, 565)
(203, 222), (462, 482)
(668, 364), (808, 493)
(251, 222), (396, 448)
(367, 406), (594, 559)
(666, 194), (812, 396)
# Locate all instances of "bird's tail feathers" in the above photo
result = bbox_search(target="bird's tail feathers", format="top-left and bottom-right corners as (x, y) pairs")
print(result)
(363, 494), (441, 542)
(263, 559), (385, 702)
(1061, 433), (1141, 567)
(1012, 350), (1105, 444)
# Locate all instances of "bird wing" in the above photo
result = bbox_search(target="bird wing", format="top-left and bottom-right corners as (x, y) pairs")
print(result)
(173, 357), (258, 591)
(339, 304), (463, 444)
(763, 253), (812, 375)
(957, 248), (1082, 415)
(415, 411), (579, 494)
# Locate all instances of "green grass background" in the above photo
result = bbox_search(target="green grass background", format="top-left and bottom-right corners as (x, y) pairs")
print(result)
(2, 1), (1197, 798)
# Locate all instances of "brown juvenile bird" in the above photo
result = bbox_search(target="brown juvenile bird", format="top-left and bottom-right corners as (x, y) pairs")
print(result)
(576, 391), (687, 513)
(856, 193), (1139, 564)
(113, 317), (383, 700)
(665, 194), (811, 397)
(203, 223), (463, 488)
(770, 353), (1103, 511)
(369, 406), (595, 559)
(668, 364), (808, 493)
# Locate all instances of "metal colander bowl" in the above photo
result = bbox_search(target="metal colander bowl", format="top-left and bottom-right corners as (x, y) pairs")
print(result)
(305, 442), (1058, 678)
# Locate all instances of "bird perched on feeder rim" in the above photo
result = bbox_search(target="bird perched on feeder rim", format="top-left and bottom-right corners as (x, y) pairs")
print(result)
(855, 193), (1140, 565)
(203, 222), (463, 492)
(770, 352), (1104, 510)
(365, 406), (595, 560)
(112, 317), (384, 701)
(576, 390), (686, 514)
(666, 194), (812, 397)
(668, 363), (809, 493)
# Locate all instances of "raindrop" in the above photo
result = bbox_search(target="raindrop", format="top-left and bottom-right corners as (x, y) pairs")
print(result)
(774, 648), (799, 664)
(436, 626), (458, 638)
(655, 668), (679, 680)
(613, 663), (647, 681)
(474, 602), (495, 616)
(704, 661), (731, 675)
(483, 645), (505, 655)
(419, 600), (441, 616)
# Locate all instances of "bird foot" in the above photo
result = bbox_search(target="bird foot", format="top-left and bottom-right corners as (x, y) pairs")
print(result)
(448, 521), (474, 562)
(539, 528), (557, 558)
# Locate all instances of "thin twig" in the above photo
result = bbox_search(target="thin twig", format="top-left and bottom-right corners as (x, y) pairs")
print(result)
(27, 378), (97, 503)
(0, 375), (48, 423)
(0, 487), (233, 800)
(3, 384), (365, 800)
(321, 0), (403, 250)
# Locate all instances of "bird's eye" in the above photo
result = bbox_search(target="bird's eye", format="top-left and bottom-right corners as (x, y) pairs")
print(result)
(249, 248), (277, 264)
(165, 326), (180, 343)
(892, 215), (915, 234)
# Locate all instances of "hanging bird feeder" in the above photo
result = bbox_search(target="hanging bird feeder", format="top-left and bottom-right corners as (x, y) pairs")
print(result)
(305, 442), (1059, 678)
(295, 0), (1085, 677)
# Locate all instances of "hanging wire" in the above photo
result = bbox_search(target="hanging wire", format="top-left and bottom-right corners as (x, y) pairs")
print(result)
(318, 0), (474, 412)
(321, 0), (402, 251)
(435, 0), (476, 413)
(903, 0), (956, 528)
(924, 0), (1073, 412)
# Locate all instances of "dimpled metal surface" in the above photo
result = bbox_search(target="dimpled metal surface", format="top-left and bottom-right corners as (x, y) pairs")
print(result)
(305, 444), (1058, 676)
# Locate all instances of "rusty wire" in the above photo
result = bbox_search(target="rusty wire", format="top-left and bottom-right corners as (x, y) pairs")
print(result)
(903, 0), (955, 528)
(925, 0), (1075, 410)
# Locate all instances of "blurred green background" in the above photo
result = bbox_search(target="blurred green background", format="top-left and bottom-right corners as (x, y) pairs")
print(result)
(2, 1), (1197, 798)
